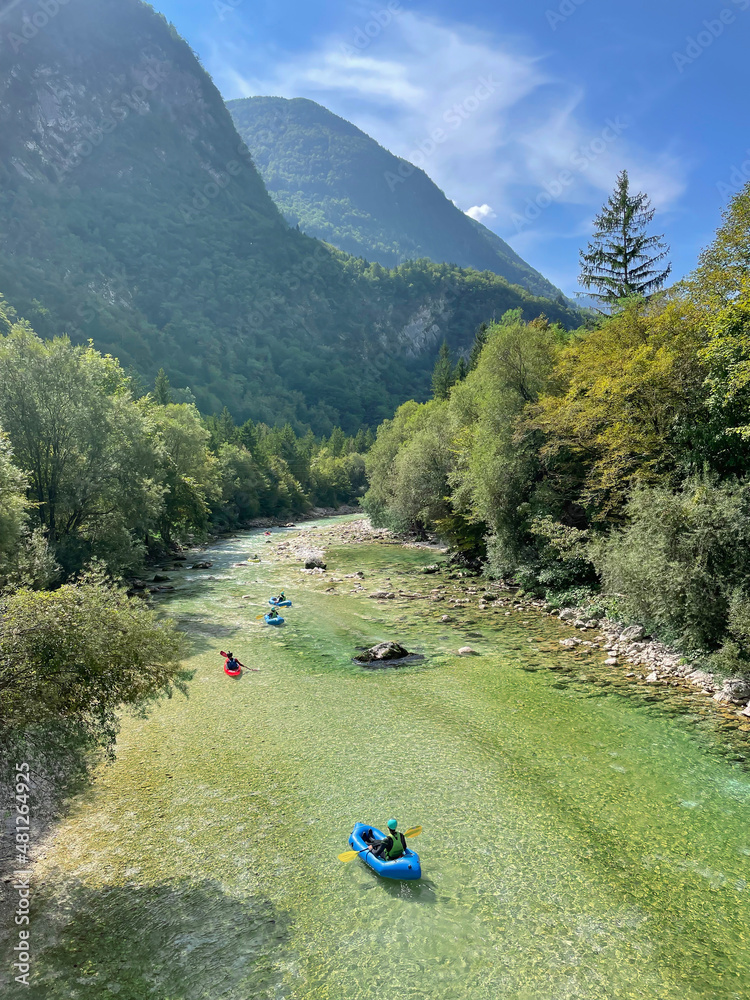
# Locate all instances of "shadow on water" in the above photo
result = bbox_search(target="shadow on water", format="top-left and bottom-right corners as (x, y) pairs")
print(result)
(357, 873), (440, 903)
(23, 877), (289, 1000)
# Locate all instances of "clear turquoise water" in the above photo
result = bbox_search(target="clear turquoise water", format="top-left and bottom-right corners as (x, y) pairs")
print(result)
(3, 519), (750, 999)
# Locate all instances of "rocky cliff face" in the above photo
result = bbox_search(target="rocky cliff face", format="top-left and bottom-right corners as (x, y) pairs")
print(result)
(0, 0), (580, 431)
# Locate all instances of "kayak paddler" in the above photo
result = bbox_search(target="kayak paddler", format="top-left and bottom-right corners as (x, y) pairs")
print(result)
(273, 592), (286, 604)
(370, 819), (406, 860)
(268, 607), (280, 619)
(224, 651), (244, 671)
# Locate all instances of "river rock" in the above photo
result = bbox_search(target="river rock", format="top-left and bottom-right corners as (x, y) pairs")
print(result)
(605, 657), (618, 666)
(558, 609), (576, 622)
(619, 625), (645, 643)
(458, 646), (479, 655)
(421, 564), (440, 574)
(559, 638), (580, 648)
(714, 678), (750, 705)
(740, 702), (750, 718)
(369, 591), (396, 600)
(646, 671), (660, 682)
(354, 641), (410, 664)
(305, 557), (327, 569)
(153, 574), (171, 583)
(440, 615), (453, 623)
(191, 561), (212, 570)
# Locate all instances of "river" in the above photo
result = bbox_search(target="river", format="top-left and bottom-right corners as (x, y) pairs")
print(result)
(4, 517), (750, 999)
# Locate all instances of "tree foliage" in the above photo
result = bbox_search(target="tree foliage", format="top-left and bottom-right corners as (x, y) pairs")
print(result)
(579, 170), (671, 306)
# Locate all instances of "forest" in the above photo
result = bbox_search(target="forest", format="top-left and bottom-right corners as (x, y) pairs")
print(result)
(364, 178), (750, 675)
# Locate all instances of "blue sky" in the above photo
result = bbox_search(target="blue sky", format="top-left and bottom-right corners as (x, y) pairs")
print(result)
(153, 0), (750, 296)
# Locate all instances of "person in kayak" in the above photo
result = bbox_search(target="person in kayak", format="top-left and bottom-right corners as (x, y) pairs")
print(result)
(370, 819), (406, 861)
(268, 607), (280, 619)
(224, 651), (243, 671)
(273, 592), (286, 604)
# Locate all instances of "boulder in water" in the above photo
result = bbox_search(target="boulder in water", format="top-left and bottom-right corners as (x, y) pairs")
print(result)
(191, 561), (213, 570)
(354, 641), (410, 664)
(458, 646), (479, 656)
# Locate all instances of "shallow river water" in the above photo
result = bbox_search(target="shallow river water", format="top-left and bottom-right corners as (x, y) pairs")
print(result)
(4, 518), (750, 999)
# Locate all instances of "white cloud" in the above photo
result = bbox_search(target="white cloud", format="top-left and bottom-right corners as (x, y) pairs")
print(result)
(465, 204), (496, 222)
(205, 8), (688, 282)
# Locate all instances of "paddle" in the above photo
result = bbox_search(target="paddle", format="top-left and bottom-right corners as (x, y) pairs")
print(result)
(219, 652), (260, 672)
(338, 826), (422, 862)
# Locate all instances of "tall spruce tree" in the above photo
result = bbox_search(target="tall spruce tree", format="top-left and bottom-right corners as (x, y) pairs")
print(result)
(469, 323), (489, 370)
(432, 342), (455, 400)
(455, 356), (469, 382)
(579, 170), (671, 307)
(154, 368), (172, 405)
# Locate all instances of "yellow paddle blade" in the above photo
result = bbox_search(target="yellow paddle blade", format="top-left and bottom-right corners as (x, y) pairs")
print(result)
(338, 850), (361, 862)
(404, 826), (422, 838)
(256, 614), (266, 620)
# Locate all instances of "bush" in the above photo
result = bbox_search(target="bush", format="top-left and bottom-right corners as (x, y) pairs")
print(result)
(592, 476), (750, 660)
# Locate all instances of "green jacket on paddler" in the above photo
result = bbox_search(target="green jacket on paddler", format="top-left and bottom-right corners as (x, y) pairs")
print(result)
(384, 818), (406, 859)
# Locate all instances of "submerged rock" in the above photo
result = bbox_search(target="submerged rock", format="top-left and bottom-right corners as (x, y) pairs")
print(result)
(191, 561), (213, 570)
(354, 641), (410, 664)
(458, 647), (479, 656)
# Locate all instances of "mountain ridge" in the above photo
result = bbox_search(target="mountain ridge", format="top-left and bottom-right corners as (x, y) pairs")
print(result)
(0, 0), (580, 433)
(227, 95), (564, 300)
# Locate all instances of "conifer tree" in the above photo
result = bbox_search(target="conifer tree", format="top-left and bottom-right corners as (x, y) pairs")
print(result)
(154, 367), (171, 405)
(579, 170), (671, 307)
(469, 323), (489, 371)
(455, 356), (469, 382)
(431, 342), (455, 400)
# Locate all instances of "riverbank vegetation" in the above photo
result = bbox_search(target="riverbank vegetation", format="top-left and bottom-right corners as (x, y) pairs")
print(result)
(0, 294), (371, 584)
(364, 181), (750, 675)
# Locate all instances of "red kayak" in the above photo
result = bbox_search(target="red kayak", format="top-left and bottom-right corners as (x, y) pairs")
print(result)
(220, 650), (243, 677)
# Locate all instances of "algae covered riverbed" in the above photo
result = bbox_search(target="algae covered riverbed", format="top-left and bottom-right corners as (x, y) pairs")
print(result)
(3, 517), (750, 999)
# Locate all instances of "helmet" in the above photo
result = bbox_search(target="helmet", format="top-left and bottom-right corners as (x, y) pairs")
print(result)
(387, 818), (398, 831)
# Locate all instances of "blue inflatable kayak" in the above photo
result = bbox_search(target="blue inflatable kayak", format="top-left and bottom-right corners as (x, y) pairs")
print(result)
(264, 613), (284, 626)
(268, 598), (292, 607)
(348, 822), (421, 880)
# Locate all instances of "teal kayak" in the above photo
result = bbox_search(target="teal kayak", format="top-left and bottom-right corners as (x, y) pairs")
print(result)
(264, 613), (284, 626)
(348, 822), (421, 880)
(268, 598), (292, 607)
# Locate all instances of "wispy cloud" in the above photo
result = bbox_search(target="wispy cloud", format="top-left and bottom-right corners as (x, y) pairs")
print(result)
(207, 8), (687, 261)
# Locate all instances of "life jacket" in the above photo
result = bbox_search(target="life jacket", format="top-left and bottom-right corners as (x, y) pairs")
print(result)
(386, 831), (405, 860)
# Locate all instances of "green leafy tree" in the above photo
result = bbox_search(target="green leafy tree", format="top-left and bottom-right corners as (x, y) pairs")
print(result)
(0, 570), (188, 782)
(693, 180), (750, 305)
(579, 170), (671, 306)
(0, 430), (28, 579)
(0, 328), (161, 573)
(432, 342), (455, 400)
(149, 403), (220, 546)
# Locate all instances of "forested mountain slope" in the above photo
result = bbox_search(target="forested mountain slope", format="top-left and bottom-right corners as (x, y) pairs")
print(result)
(228, 96), (563, 301)
(0, 0), (579, 432)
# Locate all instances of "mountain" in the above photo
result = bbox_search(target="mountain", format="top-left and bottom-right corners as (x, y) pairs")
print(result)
(0, 0), (580, 433)
(228, 96), (563, 301)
